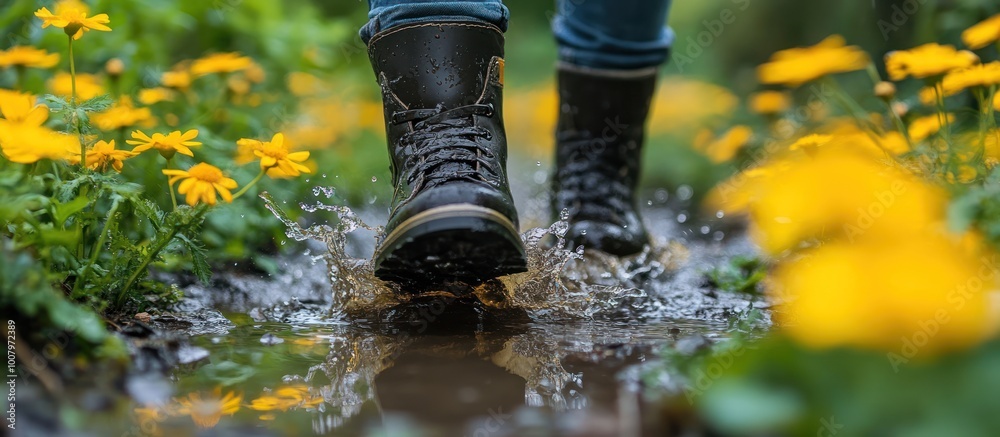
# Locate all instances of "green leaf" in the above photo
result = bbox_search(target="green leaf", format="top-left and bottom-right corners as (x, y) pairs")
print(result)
(77, 94), (114, 113)
(178, 233), (212, 284)
(53, 194), (91, 228)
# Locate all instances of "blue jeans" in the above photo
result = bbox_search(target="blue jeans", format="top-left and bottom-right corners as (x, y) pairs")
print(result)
(361, 0), (674, 70)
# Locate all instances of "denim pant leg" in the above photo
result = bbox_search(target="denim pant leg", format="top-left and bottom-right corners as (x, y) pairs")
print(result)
(553, 0), (674, 70)
(361, 0), (510, 43)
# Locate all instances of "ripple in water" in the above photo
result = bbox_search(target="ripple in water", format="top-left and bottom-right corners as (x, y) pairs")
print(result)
(261, 191), (686, 319)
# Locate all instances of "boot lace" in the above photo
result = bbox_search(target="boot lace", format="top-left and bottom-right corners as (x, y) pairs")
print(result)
(555, 139), (637, 226)
(391, 103), (500, 192)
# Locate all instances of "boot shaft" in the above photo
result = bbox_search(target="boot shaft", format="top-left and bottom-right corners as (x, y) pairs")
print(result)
(555, 65), (657, 193)
(368, 24), (509, 189)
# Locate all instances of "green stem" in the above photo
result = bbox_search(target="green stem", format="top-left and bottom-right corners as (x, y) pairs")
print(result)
(165, 157), (178, 211)
(14, 66), (24, 91)
(73, 198), (120, 298)
(68, 35), (86, 169)
(117, 227), (178, 306)
(231, 167), (268, 200)
(933, 82), (954, 149)
(117, 206), (207, 306)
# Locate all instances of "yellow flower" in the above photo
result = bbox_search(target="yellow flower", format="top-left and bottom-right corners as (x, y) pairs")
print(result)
(962, 14), (1000, 50)
(771, 237), (993, 357)
(47, 72), (105, 100)
(694, 125), (752, 163)
(190, 52), (253, 77)
(128, 129), (201, 159)
(138, 87), (175, 105)
(945, 164), (979, 184)
(908, 113), (954, 143)
(227, 75), (251, 95)
(287, 72), (329, 96)
(748, 91), (790, 115)
(34, 0), (111, 40)
(162, 69), (192, 90)
(715, 150), (947, 254)
(788, 134), (833, 153)
(0, 90), (48, 126)
(245, 62), (266, 83)
(648, 77), (739, 134)
(938, 62), (1000, 95)
(240, 133), (311, 177)
(0, 122), (79, 164)
(78, 140), (136, 172)
(757, 35), (870, 87)
(173, 388), (242, 428)
(162, 163), (238, 207)
(0, 46), (59, 69)
(878, 131), (911, 155)
(885, 43), (979, 81)
(91, 97), (153, 131)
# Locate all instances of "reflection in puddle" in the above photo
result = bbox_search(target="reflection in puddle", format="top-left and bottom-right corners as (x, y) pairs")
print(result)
(128, 316), (720, 436)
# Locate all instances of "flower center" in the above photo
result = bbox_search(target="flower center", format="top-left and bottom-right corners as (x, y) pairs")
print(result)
(259, 143), (288, 159)
(188, 163), (224, 183)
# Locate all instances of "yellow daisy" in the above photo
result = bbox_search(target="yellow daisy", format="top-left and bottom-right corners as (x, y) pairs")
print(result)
(240, 133), (311, 176)
(938, 61), (1000, 95)
(76, 140), (136, 172)
(34, 0), (111, 40)
(0, 46), (60, 69)
(908, 113), (954, 142)
(190, 52), (253, 77)
(91, 97), (153, 131)
(163, 163), (238, 207)
(128, 129), (201, 159)
(962, 14), (1000, 50)
(0, 90), (48, 126)
(173, 388), (242, 428)
(0, 122), (79, 164)
(748, 91), (790, 115)
(757, 35), (870, 87)
(47, 71), (105, 100)
(162, 69), (192, 90)
(885, 43), (979, 81)
(138, 87), (175, 105)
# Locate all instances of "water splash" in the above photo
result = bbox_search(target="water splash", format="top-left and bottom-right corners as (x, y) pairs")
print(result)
(261, 192), (685, 319)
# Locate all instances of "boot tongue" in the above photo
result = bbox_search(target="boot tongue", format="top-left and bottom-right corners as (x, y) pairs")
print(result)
(368, 23), (503, 110)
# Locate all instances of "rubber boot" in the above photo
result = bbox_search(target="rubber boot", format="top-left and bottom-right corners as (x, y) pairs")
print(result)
(368, 22), (527, 288)
(552, 64), (656, 256)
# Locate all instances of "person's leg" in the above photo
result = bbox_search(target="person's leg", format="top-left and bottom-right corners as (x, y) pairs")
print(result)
(364, 1), (527, 288)
(551, 0), (673, 256)
(361, 0), (509, 43)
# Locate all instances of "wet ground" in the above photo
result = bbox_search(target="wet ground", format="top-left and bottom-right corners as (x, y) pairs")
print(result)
(16, 160), (765, 437)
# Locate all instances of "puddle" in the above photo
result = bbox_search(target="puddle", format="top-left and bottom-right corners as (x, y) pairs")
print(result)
(16, 178), (765, 436)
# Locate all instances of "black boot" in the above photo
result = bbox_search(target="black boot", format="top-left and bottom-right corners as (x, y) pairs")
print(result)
(368, 23), (527, 288)
(552, 64), (657, 256)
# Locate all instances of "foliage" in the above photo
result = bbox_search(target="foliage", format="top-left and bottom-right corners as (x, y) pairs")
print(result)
(704, 256), (767, 296)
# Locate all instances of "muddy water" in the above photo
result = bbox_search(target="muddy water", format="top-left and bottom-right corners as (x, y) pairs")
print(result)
(31, 165), (763, 436)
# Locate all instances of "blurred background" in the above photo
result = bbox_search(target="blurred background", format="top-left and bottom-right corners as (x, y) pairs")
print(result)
(2, 0), (999, 264)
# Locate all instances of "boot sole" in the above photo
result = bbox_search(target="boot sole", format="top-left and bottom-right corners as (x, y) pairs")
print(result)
(374, 204), (528, 290)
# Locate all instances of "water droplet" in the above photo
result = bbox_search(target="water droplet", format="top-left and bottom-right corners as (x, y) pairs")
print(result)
(677, 185), (694, 201)
(700, 225), (710, 234)
(715, 210), (725, 219)
(647, 200), (653, 206)
(654, 189), (669, 203)
(371, 176), (378, 182)
(536, 161), (542, 166)
(677, 213), (687, 223)
(580, 230), (587, 235)
(713, 231), (725, 241)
